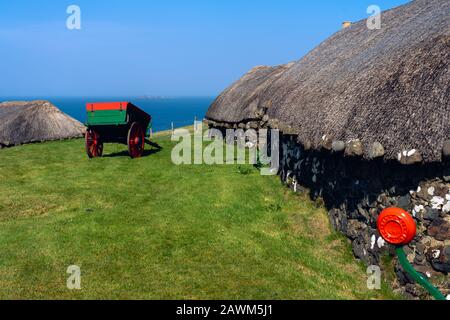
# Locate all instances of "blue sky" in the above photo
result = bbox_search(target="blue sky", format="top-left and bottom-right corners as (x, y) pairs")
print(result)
(0, 0), (409, 97)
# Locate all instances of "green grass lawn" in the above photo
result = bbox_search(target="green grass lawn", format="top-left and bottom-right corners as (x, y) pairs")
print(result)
(0, 131), (398, 299)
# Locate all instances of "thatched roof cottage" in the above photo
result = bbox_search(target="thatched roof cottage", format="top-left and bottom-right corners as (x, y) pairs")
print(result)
(207, 0), (449, 164)
(206, 0), (450, 299)
(0, 100), (85, 147)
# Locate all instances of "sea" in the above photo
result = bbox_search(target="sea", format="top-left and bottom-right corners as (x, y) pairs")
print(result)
(0, 97), (215, 133)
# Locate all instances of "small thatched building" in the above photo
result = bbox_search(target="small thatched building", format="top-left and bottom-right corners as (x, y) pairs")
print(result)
(207, 63), (294, 125)
(0, 100), (85, 147)
(207, 0), (449, 163)
(206, 0), (450, 299)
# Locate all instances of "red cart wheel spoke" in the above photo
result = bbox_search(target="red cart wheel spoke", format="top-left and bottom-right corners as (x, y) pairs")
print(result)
(127, 122), (145, 158)
(85, 129), (103, 158)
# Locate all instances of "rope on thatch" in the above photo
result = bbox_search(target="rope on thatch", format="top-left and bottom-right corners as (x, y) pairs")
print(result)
(0, 100), (86, 147)
(206, 0), (450, 164)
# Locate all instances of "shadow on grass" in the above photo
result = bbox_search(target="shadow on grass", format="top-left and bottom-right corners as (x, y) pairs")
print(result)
(103, 142), (163, 158)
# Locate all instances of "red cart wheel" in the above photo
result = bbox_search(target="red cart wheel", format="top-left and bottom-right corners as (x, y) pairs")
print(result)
(85, 128), (103, 158)
(127, 122), (145, 158)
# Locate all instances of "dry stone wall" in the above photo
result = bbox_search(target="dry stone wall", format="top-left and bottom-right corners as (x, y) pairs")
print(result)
(279, 134), (450, 299)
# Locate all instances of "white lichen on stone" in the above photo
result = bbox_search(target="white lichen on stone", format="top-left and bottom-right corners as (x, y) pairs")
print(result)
(432, 249), (441, 259)
(370, 235), (376, 250)
(443, 201), (450, 213)
(407, 149), (417, 157)
(412, 205), (424, 217)
(398, 150), (417, 160)
(431, 196), (445, 209)
(377, 237), (385, 249)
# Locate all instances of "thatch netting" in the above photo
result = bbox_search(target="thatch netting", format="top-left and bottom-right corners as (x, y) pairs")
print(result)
(206, 0), (450, 163)
(0, 100), (85, 147)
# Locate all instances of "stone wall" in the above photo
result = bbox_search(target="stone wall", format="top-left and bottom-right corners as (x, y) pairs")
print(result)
(279, 134), (450, 299)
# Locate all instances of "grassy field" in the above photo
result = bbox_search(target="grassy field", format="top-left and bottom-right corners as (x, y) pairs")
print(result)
(0, 130), (398, 299)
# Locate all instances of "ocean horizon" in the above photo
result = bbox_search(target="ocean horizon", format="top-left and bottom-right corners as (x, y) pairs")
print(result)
(0, 96), (215, 133)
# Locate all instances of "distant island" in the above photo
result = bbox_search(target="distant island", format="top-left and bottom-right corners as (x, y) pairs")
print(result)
(136, 95), (174, 100)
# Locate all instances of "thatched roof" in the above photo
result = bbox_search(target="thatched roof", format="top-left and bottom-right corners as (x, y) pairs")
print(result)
(0, 100), (85, 147)
(206, 0), (450, 163)
(206, 63), (293, 123)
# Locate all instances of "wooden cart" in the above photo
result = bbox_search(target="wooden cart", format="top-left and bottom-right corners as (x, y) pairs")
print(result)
(85, 102), (152, 158)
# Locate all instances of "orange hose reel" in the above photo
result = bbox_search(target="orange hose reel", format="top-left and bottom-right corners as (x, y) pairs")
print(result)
(377, 207), (416, 245)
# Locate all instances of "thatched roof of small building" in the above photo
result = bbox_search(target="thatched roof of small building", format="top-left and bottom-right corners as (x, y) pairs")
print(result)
(206, 63), (294, 124)
(0, 100), (85, 147)
(206, 0), (450, 163)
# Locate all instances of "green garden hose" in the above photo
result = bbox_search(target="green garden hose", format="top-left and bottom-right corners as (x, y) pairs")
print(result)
(396, 246), (446, 300)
